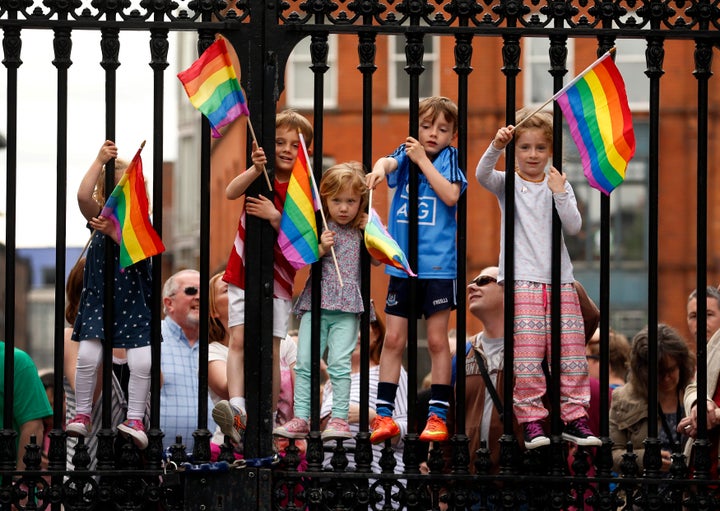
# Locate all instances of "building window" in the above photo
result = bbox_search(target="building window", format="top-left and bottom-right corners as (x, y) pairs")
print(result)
(525, 39), (648, 111)
(388, 34), (439, 108)
(563, 120), (648, 266)
(524, 39), (574, 106)
(613, 39), (649, 111)
(286, 35), (338, 109)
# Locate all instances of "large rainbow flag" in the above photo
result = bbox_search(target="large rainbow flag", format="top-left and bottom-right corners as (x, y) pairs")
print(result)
(177, 38), (249, 138)
(277, 132), (321, 269)
(100, 143), (165, 269)
(554, 49), (635, 195)
(364, 208), (416, 277)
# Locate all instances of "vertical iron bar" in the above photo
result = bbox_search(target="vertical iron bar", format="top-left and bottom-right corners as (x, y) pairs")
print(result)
(642, 35), (664, 479)
(192, 29), (214, 464)
(49, 25), (71, 486)
(147, 26), (170, 468)
(356, 29), (377, 473)
(0, 25), (21, 472)
(98, 26), (119, 471)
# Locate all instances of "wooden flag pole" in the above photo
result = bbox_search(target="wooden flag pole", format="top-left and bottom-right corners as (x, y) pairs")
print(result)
(246, 117), (273, 191)
(512, 47), (616, 132)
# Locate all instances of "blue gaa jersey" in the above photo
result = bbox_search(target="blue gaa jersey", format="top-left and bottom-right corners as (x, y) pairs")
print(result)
(386, 144), (467, 279)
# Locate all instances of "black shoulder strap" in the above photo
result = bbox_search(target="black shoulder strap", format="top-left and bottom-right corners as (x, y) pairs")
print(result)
(473, 346), (504, 422)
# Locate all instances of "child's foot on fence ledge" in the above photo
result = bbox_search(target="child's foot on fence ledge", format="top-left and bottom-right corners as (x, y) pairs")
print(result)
(370, 415), (400, 444)
(212, 400), (246, 445)
(562, 417), (601, 447)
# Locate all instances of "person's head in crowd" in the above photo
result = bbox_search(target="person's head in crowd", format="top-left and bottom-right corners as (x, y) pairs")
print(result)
(586, 327), (631, 385)
(162, 269), (201, 327)
(628, 324), (695, 399)
(39, 369), (55, 411)
(686, 286), (720, 344)
(208, 272), (229, 345)
(467, 266), (502, 323)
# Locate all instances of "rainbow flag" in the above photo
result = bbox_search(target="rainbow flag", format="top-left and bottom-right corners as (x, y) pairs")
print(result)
(177, 38), (249, 138)
(100, 143), (165, 269)
(554, 49), (635, 195)
(364, 208), (416, 277)
(277, 133), (321, 269)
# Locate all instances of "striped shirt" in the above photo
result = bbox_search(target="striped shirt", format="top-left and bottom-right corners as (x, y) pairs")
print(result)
(223, 180), (296, 300)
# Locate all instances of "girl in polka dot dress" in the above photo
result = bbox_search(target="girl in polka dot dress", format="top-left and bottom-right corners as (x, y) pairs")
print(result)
(66, 140), (153, 450)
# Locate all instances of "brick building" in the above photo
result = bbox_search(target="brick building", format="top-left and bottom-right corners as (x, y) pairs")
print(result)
(188, 35), (720, 351)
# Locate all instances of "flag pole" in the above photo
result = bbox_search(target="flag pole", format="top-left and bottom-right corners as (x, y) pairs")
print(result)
(298, 130), (343, 287)
(512, 47), (616, 132)
(246, 117), (273, 191)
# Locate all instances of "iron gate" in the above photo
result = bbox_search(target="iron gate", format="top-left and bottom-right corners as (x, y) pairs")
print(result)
(3, 0), (720, 509)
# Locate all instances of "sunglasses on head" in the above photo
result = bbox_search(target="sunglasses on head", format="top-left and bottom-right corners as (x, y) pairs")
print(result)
(470, 275), (497, 287)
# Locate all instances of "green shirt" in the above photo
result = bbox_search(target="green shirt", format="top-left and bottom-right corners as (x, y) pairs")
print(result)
(0, 342), (53, 449)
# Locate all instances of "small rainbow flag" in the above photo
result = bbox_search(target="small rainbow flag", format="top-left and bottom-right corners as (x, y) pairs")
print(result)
(277, 132), (321, 270)
(100, 142), (165, 269)
(364, 208), (416, 277)
(554, 49), (635, 195)
(177, 38), (249, 138)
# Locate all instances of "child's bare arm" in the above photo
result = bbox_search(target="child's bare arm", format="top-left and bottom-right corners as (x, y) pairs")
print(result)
(366, 157), (397, 190)
(226, 142), (267, 200)
(78, 140), (117, 222)
(245, 195), (282, 230)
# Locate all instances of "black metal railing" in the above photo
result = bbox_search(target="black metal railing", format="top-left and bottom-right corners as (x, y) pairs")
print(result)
(2, 1), (720, 509)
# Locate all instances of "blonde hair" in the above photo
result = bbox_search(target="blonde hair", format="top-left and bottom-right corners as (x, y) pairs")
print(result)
(93, 158), (129, 207)
(276, 108), (313, 147)
(514, 107), (553, 147)
(208, 272), (228, 345)
(318, 162), (368, 229)
(418, 96), (458, 135)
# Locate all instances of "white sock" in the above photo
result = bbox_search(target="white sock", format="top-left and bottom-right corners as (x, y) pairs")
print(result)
(230, 397), (246, 413)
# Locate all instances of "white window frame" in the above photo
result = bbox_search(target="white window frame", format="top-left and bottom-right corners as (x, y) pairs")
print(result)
(524, 39), (575, 107)
(388, 34), (440, 109)
(286, 34), (338, 109)
(613, 39), (649, 112)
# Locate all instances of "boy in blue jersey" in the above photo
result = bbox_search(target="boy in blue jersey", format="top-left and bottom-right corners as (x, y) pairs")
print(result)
(365, 96), (467, 444)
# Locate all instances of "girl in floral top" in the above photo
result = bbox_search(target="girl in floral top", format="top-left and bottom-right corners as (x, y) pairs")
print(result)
(273, 162), (373, 441)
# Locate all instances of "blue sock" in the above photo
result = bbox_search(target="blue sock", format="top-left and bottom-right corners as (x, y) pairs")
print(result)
(428, 384), (452, 421)
(376, 381), (398, 418)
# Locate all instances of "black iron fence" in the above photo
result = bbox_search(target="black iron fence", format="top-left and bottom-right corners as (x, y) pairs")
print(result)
(2, 1), (720, 509)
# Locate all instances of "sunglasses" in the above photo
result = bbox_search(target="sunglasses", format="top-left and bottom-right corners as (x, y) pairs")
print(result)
(179, 286), (199, 296)
(470, 275), (497, 287)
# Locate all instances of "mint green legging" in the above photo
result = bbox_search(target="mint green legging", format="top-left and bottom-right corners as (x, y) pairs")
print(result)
(294, 309), (359, 421)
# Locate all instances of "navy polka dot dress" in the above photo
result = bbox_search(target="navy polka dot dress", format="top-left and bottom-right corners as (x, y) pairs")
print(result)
(72, 230), (152, 348)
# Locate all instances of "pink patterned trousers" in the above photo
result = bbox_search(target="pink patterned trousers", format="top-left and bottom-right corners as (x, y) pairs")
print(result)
(512, 281), (591, 424)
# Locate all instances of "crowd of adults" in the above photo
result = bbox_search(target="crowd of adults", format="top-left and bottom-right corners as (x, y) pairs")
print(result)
(4, 271), (720, 479)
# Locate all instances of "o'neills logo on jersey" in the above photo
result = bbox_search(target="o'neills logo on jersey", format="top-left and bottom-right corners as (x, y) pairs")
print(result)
(432, 298), (448, 306)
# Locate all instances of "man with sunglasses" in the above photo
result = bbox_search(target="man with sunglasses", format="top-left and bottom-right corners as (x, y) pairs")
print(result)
(160, 269), (212, 452)
(450, 266), (526, 473)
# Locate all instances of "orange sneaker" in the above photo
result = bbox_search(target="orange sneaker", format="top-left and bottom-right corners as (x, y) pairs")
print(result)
(370, 415), (400, 444)
(419, 413), (448, 442)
